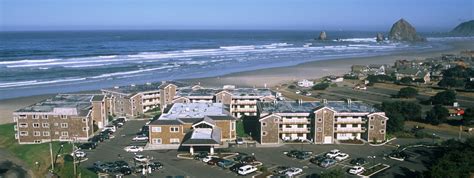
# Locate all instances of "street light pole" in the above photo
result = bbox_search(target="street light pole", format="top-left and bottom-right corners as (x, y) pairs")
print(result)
(72, 136), (77, 178)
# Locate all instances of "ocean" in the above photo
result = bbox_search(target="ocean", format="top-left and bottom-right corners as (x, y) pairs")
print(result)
(0, 30), (472, 99)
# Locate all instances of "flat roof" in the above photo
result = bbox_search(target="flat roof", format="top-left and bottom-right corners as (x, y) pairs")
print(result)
(177, 87), (273, 97)
(259, 101), (380, 113)
(15, 94), (99, 116)
(150, 103), (234, 125)
(102, 81), (185, 95)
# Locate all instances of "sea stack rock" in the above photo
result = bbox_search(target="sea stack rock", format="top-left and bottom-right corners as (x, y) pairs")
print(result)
(376, 33), (384, 42)
(318, 31), (327, 40)
(389, 18), (426, 42)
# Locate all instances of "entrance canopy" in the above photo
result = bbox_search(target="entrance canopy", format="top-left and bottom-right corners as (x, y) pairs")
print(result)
(181, 128), (221, 146)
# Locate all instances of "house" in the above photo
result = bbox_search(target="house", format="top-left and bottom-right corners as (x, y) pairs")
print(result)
(173, 86), (276, 118)
(147, 103), (236, 155)
(257, 99), (388, 144)
(351, 65), (369, 75)
(368, 64), (388, 75)
(327, 76), (344, 83)
(101, 82), (179, 118)
(297, 79), (314, 88)
(13, 94), (112, 144)
(395, 68), (431, 84)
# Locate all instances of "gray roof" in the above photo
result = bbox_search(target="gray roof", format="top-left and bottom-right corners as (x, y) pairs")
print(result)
(177, 87), (274, 97)
(102, 81), (185, 96)
(397, 68), (419, 75)
(150, 119), (183, 125)
(91, 95), (105, 102)
(258, 101), (380, 113)
(150, 103), (234, 125)
(181, 128), (221, 145)
(15, 94), (100, 116)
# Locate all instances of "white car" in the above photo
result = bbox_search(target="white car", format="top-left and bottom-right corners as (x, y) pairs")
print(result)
(73, 150), (86, 158)
(124, 146), (144, 152)
(132, 135), (149, 141)
(335, 153), (349, 161)
(285, 167), (303, 177)
(102, 125), (116, 132)
(326, 149), (341, 158)
(134, 155), (149, 162)
(349, 166), (365, 175)
(295, 90), (301, 94)
(305, 92), (312, 96)
(202, 156), (219, 163)
(238, 165), (257, 176)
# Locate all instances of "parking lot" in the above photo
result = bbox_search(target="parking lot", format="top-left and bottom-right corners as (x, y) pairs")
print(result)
(78, 120), (436, 178)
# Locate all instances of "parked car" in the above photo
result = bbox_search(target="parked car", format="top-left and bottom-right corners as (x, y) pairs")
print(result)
(320, 159), (337, 168)
(118, 167), (132, 175)
(134, 155), (149, 162)
(132, 135), (149, 142)
(73, 150), (87, 158)
(89, 135), (104, 143)
(124, 146), (144, 152)
(240, 156), (257, 164)
(335, 153), (349, 161)
(310, 155), (326, 165)
(325, 149), (341, 158)
(285, 167), (303, 177)
(388, 151), (408, 161)
(78, 142), (96, 150)
(273, 166), (290, 175)
(93, 161), (117, 173)
(237, 165), (257, 176)
(202, 156), (219, 163)
(286, 150), (312, 159)
(99, 132), (110, 140)
(230, 163), (247, 173)
(350, 158), (367, 166)
(207, 158), (224, 165)
(232, 153), (248, 162)
(348, 166), (365, 175)
(112, 121), (124, 128)
(217, 159), (235, 168)
(114, 160), (129, 168)
(236, 137), (244, 144)
(193, 152), (209, 160)
(149, 161), (163, 171)
(103, 125), (116, 132)
(117, 117), (127, 123)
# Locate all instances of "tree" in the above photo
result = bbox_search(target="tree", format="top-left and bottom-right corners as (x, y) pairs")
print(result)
(399, 76), (413, 84)
(438, 77), (465, 88)
(312, 83), (330, 90)
(386, 112), (405, 133)
(397, 87), (418, 98)
(425, 105), (449, 125)
(463, 108), (474, 124)
(431, 90), (456, 105)
(429, 138), (474, 178)
(288, 85), (296, 89)
(381, 101), (422, 133)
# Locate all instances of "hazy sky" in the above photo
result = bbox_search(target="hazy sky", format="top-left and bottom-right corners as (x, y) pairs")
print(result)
(0, 0), (472, 31)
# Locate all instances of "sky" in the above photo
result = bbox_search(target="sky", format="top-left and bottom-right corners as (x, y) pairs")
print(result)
(0, 0), (472, 31)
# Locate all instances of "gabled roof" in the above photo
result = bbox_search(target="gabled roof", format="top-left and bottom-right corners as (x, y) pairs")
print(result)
(181, 128), (221, 146)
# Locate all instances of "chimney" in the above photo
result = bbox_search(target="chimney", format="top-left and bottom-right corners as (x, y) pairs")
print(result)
(297, 99), (303, 105)
(322, 99), (327, 105)
(346, 98), (352, 106)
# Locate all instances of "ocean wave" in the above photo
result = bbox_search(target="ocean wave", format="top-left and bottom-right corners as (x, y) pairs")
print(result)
(427, 36), (474, 42)
(0, 78), (87, 88)
(0, 59), (59, 65)
(89, 65), (178, 79)
(334, 38), (377, 43)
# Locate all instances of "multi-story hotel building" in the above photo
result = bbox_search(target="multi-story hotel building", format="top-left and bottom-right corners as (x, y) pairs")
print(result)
(148, 103), (236, 154)
(257, 100), (388, 144)
(101, 82), (178, 118)
(13, 94), (111, 144)
(172, 85), (276, 118)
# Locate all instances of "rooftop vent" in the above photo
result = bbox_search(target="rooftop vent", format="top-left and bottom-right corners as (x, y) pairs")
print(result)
(131, 84), (136, 87)
(322, 99), (327, 104)
(114, 86), (119, 89)
(346, 99), (352, 106)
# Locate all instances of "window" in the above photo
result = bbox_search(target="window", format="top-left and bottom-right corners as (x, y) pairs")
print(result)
(43, 131), (50, 136)
(317, 128), (322, 132)
(381, 121), (386, 125)
(60, 123), (68, 128)
(34, 140), (41, 143)
(83, 127), (88, 131)
(370, 117), (374, 120)
(170, 127), (179, 132)
(152, 127), (162, 133)
(33, 123), (40, 128)
(61, 132), (68, 137)
(285, 125), (291, 128)
(20, 131), (28, 136)
(170, 138), (180, 144)
(240, 105), (245, 108)
(19, 115), (26, 119)
(370, 126), (374, 130)
(60, 115), (67, 119)
(231, 122), (235, 131)
(42, 115), (48, 119)
(19, 123), (28, 128)
(153, 138), (162, 144)
(262, 131), (267, 136)
(33, 131), (41, 136)
(318, 118), (322, 122)
(32, 115), (38, 119)
(297, 133), (303, 137)
(82, 119), (87, 123)
(42, 123), (49, 128)
(352, 124), (358, 127)
(262, 122), (267, 127)
(274, 118), (279, 122)
(380, 129), (385, 134)
(340, 124), (347, 128)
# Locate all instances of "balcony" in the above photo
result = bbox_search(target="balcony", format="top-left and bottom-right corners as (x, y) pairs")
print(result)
(232, 108), (257, 112)
(335, 118), (366, 124)
(281, 119), (310, 124)
(279, 128), (311, 133)
(142, 94), (160, 99)
(334, 127), (366, 133)
(232, 100), (257, 105)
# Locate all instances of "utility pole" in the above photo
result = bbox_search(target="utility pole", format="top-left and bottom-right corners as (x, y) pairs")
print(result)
(49, 142), (54, 171)
(73, 137), (77, 178)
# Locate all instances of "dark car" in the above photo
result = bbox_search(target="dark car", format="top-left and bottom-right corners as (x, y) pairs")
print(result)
(89, 135), (104, 143)
(217, 159), (235, 168)
(149, 162), (163, 170)
(99, 132), (110, 139)
(286, 150), (300, 158)
(207, 158), (224, 165)
(78, 142), (96, 150)
(114, 160), (129, 168)
(295, 151), (312, 160)
(232, 153), (248, 162)
(273, 166), (290, 175)
(240, 156), (257, 164)
(310, 155), (326, 165)
(193, 152), (209, 160)
(230, 163), (247, 172)
(112, 120), (124, 128)
(350, 158), (368, 166)
(117, 167), (132, 175)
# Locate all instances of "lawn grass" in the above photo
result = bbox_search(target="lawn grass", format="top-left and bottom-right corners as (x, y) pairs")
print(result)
(0, 123), (96, 177)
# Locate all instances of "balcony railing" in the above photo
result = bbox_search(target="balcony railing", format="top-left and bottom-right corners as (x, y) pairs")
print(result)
(232, 100), (257, 105)
(334, 127), (366, 133)
(335, 119), (366, 124)
(281, 119), (311, 124)
(279, 128), (311, 133)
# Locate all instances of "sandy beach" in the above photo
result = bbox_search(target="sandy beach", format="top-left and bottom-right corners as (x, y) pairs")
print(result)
(0, 40), (473, 124)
